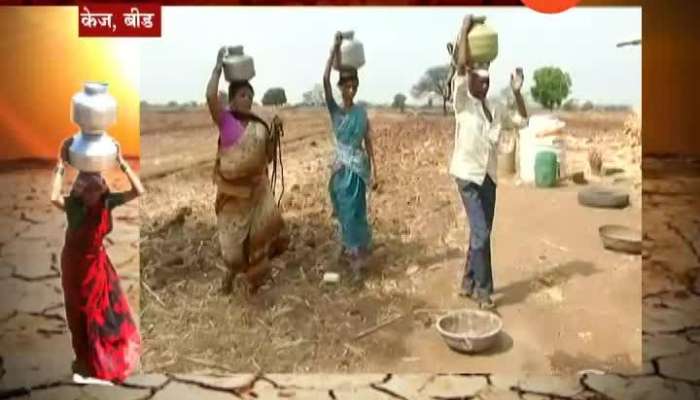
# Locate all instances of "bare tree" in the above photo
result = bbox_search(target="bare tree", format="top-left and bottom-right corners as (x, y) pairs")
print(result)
(302, 91), (313, 106)
(302, 84), (325, 106)
(303, 83), (343, 107)
(412, 65), (452, 115)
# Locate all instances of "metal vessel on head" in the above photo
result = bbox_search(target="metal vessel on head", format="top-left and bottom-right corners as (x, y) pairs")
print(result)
(68, 82), (119, 173)
(223, 45), (256, 82)
(334, 30), (365, 71)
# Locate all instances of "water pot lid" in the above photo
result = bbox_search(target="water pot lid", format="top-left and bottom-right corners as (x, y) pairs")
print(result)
(471, 20), (491, 29)
(227, 46), (244, 55)
(84, 82), (108, 95)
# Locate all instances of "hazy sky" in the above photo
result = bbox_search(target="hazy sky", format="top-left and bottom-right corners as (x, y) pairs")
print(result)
(139, 7), (641, 107)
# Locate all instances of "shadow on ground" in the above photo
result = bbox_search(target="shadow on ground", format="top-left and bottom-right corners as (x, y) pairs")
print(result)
(496, 261), (599, 307)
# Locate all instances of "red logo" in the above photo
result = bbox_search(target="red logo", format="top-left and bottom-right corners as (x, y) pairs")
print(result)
(78, 4), (161, 37)
(522, 0), (580, 14)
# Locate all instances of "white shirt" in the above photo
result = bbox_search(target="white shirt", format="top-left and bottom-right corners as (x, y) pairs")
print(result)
(449, 74), (528, 185)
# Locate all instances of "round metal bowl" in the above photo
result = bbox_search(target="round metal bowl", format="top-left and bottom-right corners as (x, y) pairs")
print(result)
(436, 309), (502, 354)
(599, 225), (642, 255)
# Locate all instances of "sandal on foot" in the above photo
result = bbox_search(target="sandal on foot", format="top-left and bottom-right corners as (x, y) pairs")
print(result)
(477, 295), (496, 310)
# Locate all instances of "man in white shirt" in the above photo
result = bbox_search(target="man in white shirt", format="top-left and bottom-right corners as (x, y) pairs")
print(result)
(449, 14), (529, 309)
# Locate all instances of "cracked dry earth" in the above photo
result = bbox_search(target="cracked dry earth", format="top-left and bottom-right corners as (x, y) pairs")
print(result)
(1, 156), (699, 399)
(0, 161), (141, 399)
(0, 154), (699, 399)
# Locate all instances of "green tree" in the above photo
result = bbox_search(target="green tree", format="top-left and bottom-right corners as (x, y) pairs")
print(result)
(392, 93), (407, 113)
(412, 65), (451, 115)
(262, 88), (287, 106)
(530, 67), (572, 110)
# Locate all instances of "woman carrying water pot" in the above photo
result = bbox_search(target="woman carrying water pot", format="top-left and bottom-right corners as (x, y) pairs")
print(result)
(205, 46), (289, 295)
(323, 31), (377, 283)
(50, 138), (142, 383)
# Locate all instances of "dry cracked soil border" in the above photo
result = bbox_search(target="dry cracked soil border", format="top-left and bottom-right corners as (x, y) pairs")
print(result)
(1, 157), (699, 400)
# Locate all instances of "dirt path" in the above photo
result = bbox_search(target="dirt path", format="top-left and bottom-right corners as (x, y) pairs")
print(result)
(139, 106), (642, 374)
(374, 179), (641, 373)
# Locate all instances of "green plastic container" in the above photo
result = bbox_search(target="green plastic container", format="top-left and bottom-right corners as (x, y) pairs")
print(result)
(535, 151), (558, 188)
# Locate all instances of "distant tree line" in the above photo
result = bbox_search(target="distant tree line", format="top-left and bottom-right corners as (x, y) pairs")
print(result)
(146, 64), (602, 114)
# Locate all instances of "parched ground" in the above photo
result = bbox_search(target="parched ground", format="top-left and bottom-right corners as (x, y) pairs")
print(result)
(1, 112), (699, 399)
(137, 106), (642, 375)
(0, 161), (141, 391)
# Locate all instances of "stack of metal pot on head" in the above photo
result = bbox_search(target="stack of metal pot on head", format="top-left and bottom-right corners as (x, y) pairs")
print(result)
(334, 31), (366, 71)
(67, 82), (119, 172)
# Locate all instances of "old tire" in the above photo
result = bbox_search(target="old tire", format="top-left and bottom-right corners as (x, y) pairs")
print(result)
(578, 186), (630, 209)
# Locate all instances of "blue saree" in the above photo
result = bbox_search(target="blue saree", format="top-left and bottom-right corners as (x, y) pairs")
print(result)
(327, 98), (372, 254)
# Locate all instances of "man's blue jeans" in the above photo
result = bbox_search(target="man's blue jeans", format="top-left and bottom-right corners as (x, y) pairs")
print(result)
(456, 174), (496, 296)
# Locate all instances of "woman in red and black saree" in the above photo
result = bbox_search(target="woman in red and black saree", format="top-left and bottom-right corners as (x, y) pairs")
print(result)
(50, 138), (144, 383)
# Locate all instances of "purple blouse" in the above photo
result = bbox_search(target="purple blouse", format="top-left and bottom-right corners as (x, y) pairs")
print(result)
(219, 110), (246, 150)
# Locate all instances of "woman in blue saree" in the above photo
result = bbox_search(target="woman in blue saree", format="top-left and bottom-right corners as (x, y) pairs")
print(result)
(323, 32), (377, 281)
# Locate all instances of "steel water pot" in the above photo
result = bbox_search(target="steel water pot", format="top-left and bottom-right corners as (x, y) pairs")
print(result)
(67, 82), (119, 172)
(68, 131), (119, 173)
(223, 45), (256, 82)
(334, 31), (365, 70)
(71, 82), (117, 133)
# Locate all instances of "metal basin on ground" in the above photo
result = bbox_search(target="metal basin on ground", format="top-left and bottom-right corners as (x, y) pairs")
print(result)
(599, 224), (642, 255)
(436, 309), (502, 354)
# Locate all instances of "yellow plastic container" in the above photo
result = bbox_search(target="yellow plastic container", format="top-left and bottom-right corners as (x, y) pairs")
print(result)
(457, 17), (498, 65)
